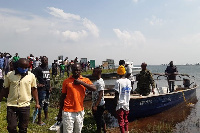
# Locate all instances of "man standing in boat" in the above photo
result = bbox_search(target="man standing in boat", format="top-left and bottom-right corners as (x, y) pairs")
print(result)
(165, 61), (178, 93)
(135, 62), (155, 96)
(125, 62), (135, 94)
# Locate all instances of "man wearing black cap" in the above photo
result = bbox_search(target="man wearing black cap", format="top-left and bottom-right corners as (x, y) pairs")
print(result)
(165, 61), (178, 92)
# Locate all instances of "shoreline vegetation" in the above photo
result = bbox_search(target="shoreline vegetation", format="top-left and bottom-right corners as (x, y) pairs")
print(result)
(0, 100), (176, 133)
(0, 69), (197, 133)
(0, 100), (175, 133)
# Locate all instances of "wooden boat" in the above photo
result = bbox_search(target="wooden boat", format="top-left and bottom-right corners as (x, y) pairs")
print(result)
(84, 66), (141, 80)
(104, 74), (198, 122)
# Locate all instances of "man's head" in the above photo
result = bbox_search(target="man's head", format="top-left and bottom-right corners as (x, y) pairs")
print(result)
(17, 58), (29, 74)
(141, 62), (147, 71)
(4, 53), (10, 57)
(72, 63), (81, 79)
(65, 57), (68, 61)
(41, 56), (48, 66)
(0, 53), (3, 58)
(169, 61), (173, 67)
(92, 67), (102, 79)
(15, 53), (18, 56)
(125, 62), (130, 67)
(119, 60), (125, 66)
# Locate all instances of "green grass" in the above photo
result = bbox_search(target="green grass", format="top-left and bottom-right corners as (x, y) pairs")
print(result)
(0, 100), (7, 133)
(0, 99), (179, 133)
(0, 100), (96, 133)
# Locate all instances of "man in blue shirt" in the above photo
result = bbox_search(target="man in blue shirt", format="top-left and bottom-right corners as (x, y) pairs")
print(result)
(0, 53), (4, 70)
(4, 53), (12, 75)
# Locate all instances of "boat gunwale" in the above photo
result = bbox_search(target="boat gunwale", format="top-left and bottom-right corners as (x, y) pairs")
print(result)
(104, 86), (198, 99)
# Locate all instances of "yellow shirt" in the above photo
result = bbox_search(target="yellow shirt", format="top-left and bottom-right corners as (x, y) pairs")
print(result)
(3, 71), (37, 107)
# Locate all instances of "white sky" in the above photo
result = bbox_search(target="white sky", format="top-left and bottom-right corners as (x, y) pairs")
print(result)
(1, 0), (200, 65)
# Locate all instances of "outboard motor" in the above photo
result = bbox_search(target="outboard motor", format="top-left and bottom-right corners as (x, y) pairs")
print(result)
(183, 78), (190, 88)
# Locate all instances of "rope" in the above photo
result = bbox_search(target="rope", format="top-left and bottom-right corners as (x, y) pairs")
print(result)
(182, 90), (187, 103)
(181, 90), (194, 106)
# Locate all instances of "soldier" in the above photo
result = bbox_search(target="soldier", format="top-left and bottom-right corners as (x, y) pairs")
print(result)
(135, 62), (155, 96)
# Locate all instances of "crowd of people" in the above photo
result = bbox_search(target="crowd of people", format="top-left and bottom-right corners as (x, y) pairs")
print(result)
(0, 52), (178, 133)
(51, 57), (91, 79)
(0, 53), (96, 133)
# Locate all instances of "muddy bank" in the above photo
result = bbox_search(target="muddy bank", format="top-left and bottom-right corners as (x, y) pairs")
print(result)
(83, 96), (197, 133)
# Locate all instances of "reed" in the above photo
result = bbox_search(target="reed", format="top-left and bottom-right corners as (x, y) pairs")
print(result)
(129, 121), (174, 133)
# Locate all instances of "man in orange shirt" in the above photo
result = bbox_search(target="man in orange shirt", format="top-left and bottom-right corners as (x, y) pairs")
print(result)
(57, 63), (96, 133)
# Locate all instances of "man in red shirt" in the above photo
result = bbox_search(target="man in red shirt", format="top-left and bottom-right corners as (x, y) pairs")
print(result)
(57, 63), (96, 133)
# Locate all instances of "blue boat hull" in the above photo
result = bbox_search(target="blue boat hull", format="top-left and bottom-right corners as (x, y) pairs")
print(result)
(105, 87), (196, 122)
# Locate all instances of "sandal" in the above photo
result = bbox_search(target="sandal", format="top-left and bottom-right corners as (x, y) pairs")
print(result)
(37, 122), (46, 126)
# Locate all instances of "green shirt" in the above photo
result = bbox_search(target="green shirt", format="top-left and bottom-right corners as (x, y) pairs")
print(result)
(13, 56), (20, 62)
(60, 64), (65, 70)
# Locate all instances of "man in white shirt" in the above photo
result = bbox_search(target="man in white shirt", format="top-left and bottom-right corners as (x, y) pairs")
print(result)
(125, 62), (135, 94)
(114, 65), (132, 133)
(92, 67), (106, 133)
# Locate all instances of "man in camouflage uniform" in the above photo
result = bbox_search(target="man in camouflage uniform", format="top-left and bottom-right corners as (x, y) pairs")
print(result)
(135, 62), (155, 96)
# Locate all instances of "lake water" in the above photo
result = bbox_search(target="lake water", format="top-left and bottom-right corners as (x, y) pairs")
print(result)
(105, 65), (200, 132)
(142, 65), (200, 132)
